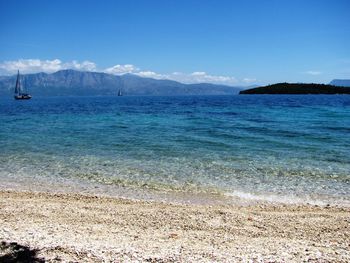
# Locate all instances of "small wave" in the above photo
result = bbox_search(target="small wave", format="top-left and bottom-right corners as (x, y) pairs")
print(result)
(225, 190), (350, 207)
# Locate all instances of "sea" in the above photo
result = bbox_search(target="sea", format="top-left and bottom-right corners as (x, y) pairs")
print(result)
(0, 95), (349, 205)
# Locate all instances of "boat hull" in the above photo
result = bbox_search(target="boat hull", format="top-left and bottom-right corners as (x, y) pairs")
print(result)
(14, 94), (32, 100)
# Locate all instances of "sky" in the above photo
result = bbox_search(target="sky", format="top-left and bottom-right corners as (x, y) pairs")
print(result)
(0, 0), (349, 86)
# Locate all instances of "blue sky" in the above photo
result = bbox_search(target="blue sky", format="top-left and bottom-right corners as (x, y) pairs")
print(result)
(0, 0), (349, 85)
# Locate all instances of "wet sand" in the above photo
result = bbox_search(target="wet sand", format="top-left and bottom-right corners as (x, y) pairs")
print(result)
(0, 190), (349, 262)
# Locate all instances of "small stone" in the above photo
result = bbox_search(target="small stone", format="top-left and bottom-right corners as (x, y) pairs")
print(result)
(169, 233), (179, 239)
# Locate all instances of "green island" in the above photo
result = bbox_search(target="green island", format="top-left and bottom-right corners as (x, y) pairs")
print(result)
(239, 83), (350, 94)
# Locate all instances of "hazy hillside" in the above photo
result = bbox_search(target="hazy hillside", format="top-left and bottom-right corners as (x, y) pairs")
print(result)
(0, 70), (241, 96)
(329, 79), (350, 87)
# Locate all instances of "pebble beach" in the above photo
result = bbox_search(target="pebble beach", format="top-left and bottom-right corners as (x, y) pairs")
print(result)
(1, 190), (349, 262)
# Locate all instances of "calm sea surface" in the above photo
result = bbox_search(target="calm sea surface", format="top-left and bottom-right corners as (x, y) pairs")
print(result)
(1, 95), (349, 204)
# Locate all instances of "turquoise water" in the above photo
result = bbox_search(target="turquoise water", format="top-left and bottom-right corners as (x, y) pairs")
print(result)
(0, 95), (349, 204)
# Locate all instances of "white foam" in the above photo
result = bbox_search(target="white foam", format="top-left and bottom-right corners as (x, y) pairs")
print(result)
(226, 190), (336, 206)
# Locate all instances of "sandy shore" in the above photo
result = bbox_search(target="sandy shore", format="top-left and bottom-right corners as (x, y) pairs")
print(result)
(0, 190), (349, 262)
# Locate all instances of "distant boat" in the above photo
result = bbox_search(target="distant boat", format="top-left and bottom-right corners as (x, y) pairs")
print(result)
(118, 89), (122, 96)
(14, 70), (32, 100)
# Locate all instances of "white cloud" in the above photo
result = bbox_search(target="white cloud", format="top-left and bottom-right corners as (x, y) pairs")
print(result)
(0, 59), (61, 74)
(104, 64), (138, 75)
(0, 59), (97, 74)
(193, 72), (237, 84)
(191, 71), (206, 76)
(305, 70), (322, 75)
(134, 71), (239, 85)
(242, 78), (257, 83)
(170, 71), (238, 85)
(66, 60), (97, 71)
(0, 58), (257, 86)
(136, 71), (165, 79)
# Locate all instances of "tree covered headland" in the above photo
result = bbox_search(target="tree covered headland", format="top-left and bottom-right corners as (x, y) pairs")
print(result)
(239, 83), (350, 94)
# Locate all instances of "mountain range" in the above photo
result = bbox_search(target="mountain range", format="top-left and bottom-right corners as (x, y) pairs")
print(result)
(329, 79), (350, 87)
(0, 70), (242, 96)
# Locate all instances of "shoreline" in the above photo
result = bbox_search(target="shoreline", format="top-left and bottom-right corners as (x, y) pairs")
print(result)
(2, 175), (350, 208)
(1, 190), (349, 262)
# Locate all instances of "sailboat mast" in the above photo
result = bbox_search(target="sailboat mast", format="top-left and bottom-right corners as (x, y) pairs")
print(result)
(15, 70), (21, 94)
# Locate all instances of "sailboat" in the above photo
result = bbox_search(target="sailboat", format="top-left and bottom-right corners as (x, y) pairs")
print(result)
(118, 89), (122, 96)
(14, 70), (32, 100)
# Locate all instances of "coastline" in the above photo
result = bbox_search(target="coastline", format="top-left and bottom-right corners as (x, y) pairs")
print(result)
(1, 190), (349, 262)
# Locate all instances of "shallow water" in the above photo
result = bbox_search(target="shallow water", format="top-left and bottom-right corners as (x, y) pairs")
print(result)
(0, 95), (349, 205)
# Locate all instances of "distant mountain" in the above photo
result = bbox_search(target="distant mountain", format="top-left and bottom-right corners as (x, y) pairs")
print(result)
(329, 79), (350, 87)
(239, 82), (350, 94)
(0, 70), (241, 96)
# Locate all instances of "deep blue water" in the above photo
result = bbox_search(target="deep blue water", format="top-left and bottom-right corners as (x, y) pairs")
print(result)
(1, 95), (349, 204)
